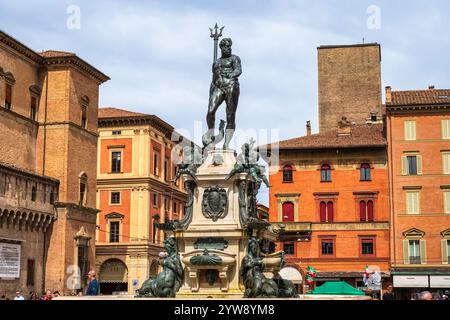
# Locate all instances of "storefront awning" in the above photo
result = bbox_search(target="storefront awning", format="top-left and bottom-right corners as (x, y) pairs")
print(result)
(430, 276), (450, 288)
(393, 275), (429, 288)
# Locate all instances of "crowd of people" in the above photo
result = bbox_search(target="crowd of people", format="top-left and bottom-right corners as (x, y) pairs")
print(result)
(382, 283), (449, 300)
(0, 270), (100, 301)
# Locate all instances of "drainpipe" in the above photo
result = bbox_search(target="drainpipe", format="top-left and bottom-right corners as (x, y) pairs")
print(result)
(42, 69), (49, 176)
(388, 114), (397, 270)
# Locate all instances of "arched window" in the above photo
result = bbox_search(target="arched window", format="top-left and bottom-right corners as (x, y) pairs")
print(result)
(283, 165), (293, 183)
(79, 173), (88, 206)
(320, 201), (334, 223)
(321, 164), (332, 182)
(360, 163), (372, 181)
(360, 200), (374, 222)
(282, 202), (295, 222)
(31, 186), (37, 202)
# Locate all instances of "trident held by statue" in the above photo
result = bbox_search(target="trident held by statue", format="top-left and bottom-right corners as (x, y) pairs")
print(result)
(209, 23), (225, 62)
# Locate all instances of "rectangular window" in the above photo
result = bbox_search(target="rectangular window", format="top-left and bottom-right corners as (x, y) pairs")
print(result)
(402, 155), (422, 176)
(110, 221), (120, 243)
(361, 239), (375, 255)
(164, 159), (168, 182)
(5, 84), (12, 109)
(153, 152), (159, 176)
(444, 192), (450, 214)
(409, 240), (421, 264)
(112, 130), (122, 135)
(111, 192), (121, 205)
(448, 240), (450, 264)
(30, 96), (37, 121)
(406, 191), (420, 215)
(321, 239), (334, 255)
(173, 201), (177, 213)
(443, 153), (450, 174)
(407, 156), (418, 175)
(111, 151), (122, 173)
(26, 259), (35, 286)
(404, 121), (416, 140)
(164, 198), (168, 212)
(81, 106), (87, 128)
(153, 193), (158, 207)
(283, 242), (295, 255)
(442, 120), (450, 139)
(79, 182), (86, 206)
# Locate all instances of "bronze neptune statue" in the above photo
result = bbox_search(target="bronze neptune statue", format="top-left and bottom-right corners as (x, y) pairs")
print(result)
(206, 37), (242, 150)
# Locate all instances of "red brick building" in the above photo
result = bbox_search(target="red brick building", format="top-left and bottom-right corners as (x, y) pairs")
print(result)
(0, 30), (109, 297)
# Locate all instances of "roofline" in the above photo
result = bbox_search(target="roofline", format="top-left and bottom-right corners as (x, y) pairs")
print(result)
(98, 114), (174, 136)
(0, 162), (60, 184)
(317, 43), (380, 50)
(266, 144), (387, 152)
(0, 29), (110, 83)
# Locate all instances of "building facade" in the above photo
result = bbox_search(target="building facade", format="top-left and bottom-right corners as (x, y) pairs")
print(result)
(269, 120), (391, 293)
(96, 107), (187, 294)
(318, 43), (383, 133)
(386, 86), (450, 298)
(0, 30), (109, 297)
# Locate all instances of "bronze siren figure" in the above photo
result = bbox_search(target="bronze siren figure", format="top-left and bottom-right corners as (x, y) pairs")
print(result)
(206, 24), (242, 151)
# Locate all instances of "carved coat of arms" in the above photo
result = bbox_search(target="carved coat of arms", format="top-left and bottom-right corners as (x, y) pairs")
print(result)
(202, 186), (228, 222)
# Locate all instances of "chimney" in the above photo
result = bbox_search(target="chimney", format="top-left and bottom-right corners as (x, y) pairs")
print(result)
(385, 86), (392, 104)
(429, 85), (435, 90)
(338, 117), (352, 136)
(306, 121), (312, 136)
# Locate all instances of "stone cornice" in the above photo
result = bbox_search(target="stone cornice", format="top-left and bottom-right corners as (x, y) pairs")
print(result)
(0, 30), (44, 64)
(54, 202), (100, 215)
(39, 121), (99, 138)
(386, 103), (450, 114)
(0, 30), (109, 84)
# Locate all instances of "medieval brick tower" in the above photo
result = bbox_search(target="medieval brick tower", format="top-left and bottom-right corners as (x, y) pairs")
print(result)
(318, 43), (382, 133)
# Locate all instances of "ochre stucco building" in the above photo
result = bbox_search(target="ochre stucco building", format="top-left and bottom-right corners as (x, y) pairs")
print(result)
(95, 107), (188, 294)
(0, 30), (109, 297)
(386, 86), (450, 298)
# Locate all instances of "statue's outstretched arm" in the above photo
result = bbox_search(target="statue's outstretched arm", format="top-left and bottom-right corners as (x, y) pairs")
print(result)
(231, 56), (242, 78)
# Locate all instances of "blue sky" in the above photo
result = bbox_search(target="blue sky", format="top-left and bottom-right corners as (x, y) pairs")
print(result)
(1, 1), (450, 203)
(1, 0), (449, 141)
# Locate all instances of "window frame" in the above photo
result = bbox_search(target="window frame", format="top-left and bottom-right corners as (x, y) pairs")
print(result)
(110, 191), (121, 205)
(109, 221), (120, 243)
(5, 82), (13, 109)
(320, 238), (335, 257)
(283, 242), (295, 256)
(442, 119), (450, 140)
(442, 152), (450, 175)
(282, 165), (294, 183)
(360, 237), (376, 257)
(406, 191), (420, 215)
(79, 173), (88, 206)
(321, 164), (332, 182)
(110, 150), (123, 174)
(360, 163), (372, 181)
(153, 150), (160, 176)
(404, 120), (417, 141)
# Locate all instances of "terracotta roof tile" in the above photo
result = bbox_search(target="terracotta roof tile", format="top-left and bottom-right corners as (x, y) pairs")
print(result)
(268, 124), (386, 150)
(390, 89), (450, 106)
(98, 107), (147, 119)
(39, 50), (76, 58)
